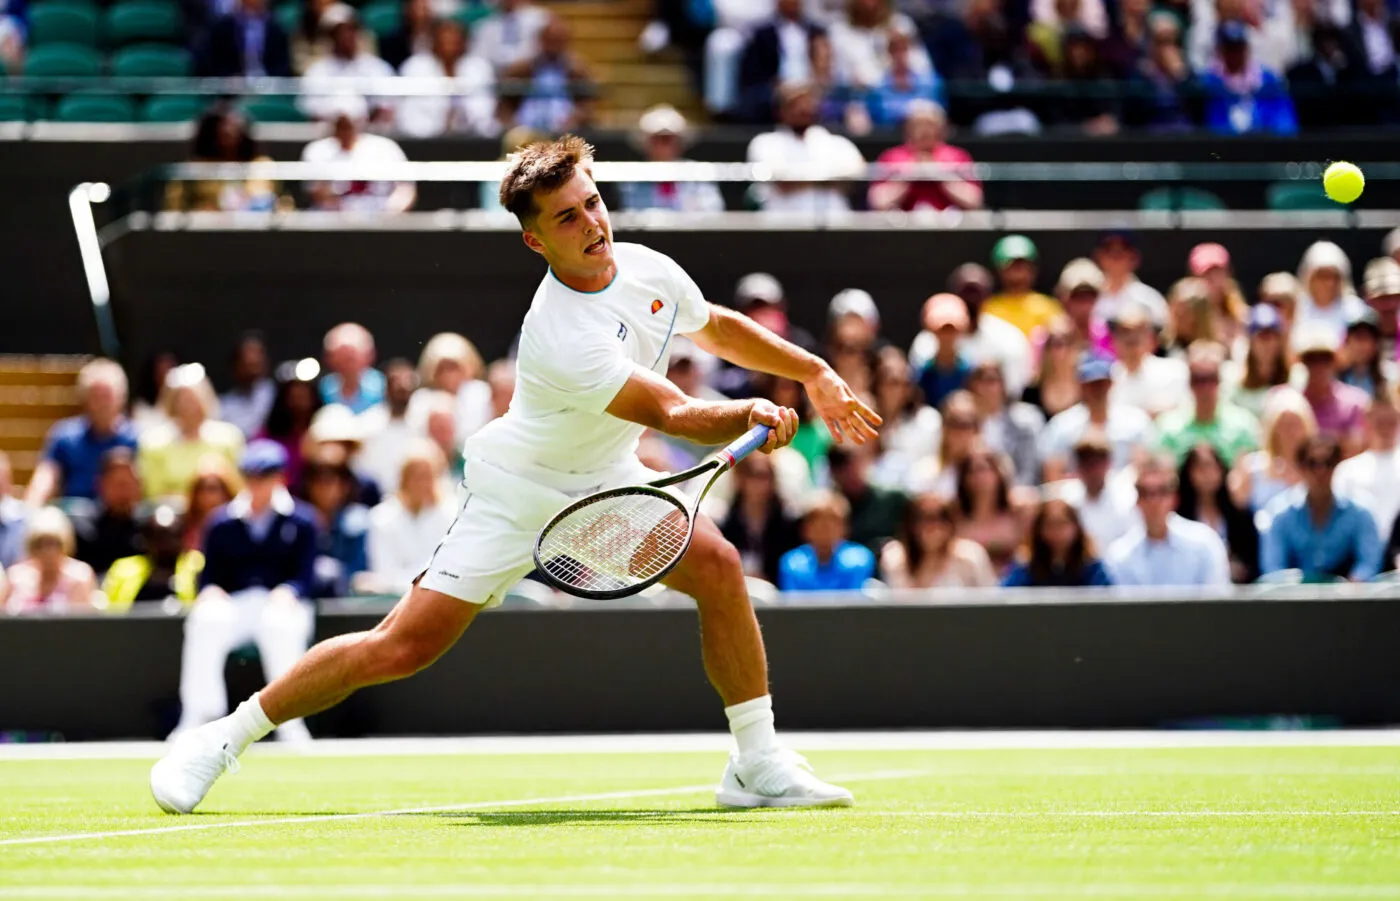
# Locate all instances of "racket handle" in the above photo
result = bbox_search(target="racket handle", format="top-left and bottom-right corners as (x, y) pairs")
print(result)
(717, 424), (773, 470)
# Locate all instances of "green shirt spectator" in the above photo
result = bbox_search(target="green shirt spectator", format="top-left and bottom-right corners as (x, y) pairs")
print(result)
(1157, 340), (1260, 466)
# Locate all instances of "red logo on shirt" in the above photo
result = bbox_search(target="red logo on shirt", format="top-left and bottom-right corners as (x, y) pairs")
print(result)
(650, 299), (664, 314)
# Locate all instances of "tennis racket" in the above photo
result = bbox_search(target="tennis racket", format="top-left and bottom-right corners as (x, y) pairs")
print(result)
(533, 424), (774, 599)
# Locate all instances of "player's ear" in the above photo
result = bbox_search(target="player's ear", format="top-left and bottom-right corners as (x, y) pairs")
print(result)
(521, 228), (546, 258)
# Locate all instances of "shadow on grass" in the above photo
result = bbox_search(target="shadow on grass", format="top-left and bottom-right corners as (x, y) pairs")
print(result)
(411, 808), (753, 827)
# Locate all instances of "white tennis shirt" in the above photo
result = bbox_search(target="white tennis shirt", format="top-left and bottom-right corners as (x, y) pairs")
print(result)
(465, 242), (711, 491)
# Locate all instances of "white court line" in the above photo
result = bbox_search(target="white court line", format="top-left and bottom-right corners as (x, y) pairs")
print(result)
(0, 769), (925, 848)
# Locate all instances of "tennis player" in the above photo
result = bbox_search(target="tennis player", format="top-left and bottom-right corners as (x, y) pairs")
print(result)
(151, 136), (881, 814)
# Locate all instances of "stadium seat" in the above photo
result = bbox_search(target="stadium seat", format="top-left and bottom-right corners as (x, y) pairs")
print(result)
(0, 95), (28, 121)
(359, 1), (399, 40)
(1138, 186), (1228, 212)
(1266, 180), (1343, 211)
(141, 94), (208, 122)
(111, 43), (192, 76)
(272, 2), (300, 36)
(103, 0), (184, 45)
(54, 92), (138, 122)
(23, 43), (103, 76)
(241, 94), (306, 122)
(27, 2), (100, 46)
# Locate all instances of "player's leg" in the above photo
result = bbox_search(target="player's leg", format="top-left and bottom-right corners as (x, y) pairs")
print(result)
(662, 516), (854, 808)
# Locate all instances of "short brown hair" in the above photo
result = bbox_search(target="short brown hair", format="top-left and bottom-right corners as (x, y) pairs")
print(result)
(499, 135), (595, 224)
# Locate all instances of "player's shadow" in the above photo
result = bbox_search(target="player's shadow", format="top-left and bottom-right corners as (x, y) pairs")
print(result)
(415, 808), (750, 828)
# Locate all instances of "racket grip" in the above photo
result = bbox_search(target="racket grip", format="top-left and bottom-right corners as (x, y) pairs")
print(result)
(717, 424), (773, 469)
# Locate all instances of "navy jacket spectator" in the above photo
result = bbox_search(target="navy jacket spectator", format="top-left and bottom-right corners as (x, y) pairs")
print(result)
(1002, 559), (1112, 586)
(197, 10), (293, 77)
(736, 18), (826, 122)
(199, 489), (318, 598)
(38, 416), (139, 501)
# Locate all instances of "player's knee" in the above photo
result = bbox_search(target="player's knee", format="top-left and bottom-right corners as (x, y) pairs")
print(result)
(688, 537), (745, 588)
(364, 631), (443, 681)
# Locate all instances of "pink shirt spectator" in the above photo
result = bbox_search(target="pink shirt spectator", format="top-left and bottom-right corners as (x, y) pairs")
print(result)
(1307, 382), (1369, 440)
(868, 143), (981, 212)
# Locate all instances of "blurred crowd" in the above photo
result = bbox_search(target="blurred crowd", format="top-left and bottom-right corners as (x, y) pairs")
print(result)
(6, 224), (1400, 616)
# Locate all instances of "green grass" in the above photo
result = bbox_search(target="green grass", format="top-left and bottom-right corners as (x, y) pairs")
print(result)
(2, 745), (1400, 899)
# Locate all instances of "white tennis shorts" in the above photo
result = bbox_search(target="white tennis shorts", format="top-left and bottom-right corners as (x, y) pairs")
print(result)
(417, 455), (664, 607)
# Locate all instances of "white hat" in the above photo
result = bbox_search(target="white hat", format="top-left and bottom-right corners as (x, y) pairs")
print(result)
(735, 272), (784, 306)
(319, 3), (357, 30)
(829, 288), (879, 327)
(638, 104), (688, 137)
(309, 403), (365, 443)
(1384, 226), (1400, 258)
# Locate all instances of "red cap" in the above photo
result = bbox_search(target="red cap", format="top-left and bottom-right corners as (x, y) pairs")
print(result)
(1189, 242), (1231, 276)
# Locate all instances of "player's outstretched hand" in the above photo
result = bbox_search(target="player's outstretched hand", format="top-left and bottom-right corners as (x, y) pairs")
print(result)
(747, 399), (800, 453)
(805, 364), (882, 444)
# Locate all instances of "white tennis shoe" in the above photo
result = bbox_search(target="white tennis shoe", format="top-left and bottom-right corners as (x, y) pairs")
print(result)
(715, 749), (855, 808)
(150, 726), (241, 814)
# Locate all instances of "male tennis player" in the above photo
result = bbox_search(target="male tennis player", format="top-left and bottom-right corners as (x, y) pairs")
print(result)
(151, 135), (881, 814)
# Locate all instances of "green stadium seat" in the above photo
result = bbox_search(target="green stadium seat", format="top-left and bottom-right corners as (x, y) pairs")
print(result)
(1138, 186), (1228, 212)
(103, 0), (183, 45)
(28, 3), (100, 46)
(54, 93), (138, 122)
(272, 2), (300, 35)
(241, 94), (306, 122)
(111, 43), (192, 76)
(141, 94), (208, 122)
(359, 1), (399, 40)
(0, 95), (29, 121)
(23, 43), (103, 76)
(1267, 180), (1344, 211)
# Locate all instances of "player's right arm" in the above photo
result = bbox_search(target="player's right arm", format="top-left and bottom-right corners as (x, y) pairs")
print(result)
(605, 367), (798, 453)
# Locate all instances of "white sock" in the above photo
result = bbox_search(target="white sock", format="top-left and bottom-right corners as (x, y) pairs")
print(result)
(220, 693), (276, 755)
(725, 694), (778, 758)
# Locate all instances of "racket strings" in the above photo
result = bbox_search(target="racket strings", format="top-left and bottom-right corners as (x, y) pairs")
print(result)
(538, 492), (691, 594)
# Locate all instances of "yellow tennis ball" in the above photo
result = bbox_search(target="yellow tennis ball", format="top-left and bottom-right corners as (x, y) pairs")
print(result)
(1324, 161), (1365, 204)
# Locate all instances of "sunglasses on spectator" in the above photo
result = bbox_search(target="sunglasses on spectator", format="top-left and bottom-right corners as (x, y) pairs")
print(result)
(1075, 449), (1110, 462)
(915, 511), (953, 525)
(1136, 485), (1173, 498)
(1190, 373), (1220, 386)
(1044, 334), (1073, 347)
(946, 417), (978, 430)
(194, 480), (226, 492)
(1305, 457), (1339, 471)
(972, 369), (1002, 381)
(832, 343), (864, 355)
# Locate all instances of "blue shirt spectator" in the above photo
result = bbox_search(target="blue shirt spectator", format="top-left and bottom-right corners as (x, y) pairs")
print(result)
(1003, 559), (1112, 586)
(319, 369), (385, 416)
(1105, 455), (1232, 588)
(34, 415), (140, 503)
(866, 68), (946, 128)
(320, 322), (385, 415)
(918, 355), (972, 410)
(778, 541), (876, 592)
(1200, 23), (1298, 136)
(1261, 493), (1382, 581)
(0, 451), (27, 568)
(200, 487), (319, 599)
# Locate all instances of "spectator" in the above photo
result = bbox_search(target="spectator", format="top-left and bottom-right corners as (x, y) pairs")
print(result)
(619, 105), (725, 214)
(829, 0), (933, 90)
(1040, 356), (1156, 480)
(1157, 341), (1259, 465)
(182, 461), (237, 553)
(0, 450), (27, 568)
(501, 16), (596, 132)
(289, 0), (375, 75)
(1340, 308), (1395, 396)
(305, 404), (383, 507)
(1020, 316), (1082, 420)
(1051, 258), (1114, 360)
(481, 359), (516, 428)
(1093, 228), (1169, 328)
(1201, 21), (1298, 135)
(1230, 388), (1314, 520)
(1296, 326), (1370, 455)
(360, 439), (455, 595)
(196, 0), (293, 77)
(301, 102), (417, 214)
(299, 5), (396, 123)
(1177, 442), (1260, 582)
(319, 323), (385, 414)
(1161, 276), (1217, 359)
(983, 235), (1062, 339)
(715, 275), (821, 401)
(916, 293), (973, 409)
(1003, 494), (1112, 587)
(70, 448), (144, 577)
(377, 0), (432, 70)
(3, 508), (96, 614)
(1262, 435), (1381, 581)
(1187, 242), (1248, 355)
(746, 80), (866, 215)
(397, 19), (498, 138)
(778, 489), (877, 591)
(138, 364), (246, 502)
(955, 446), (1028, 575)
(868, 348), (940, 489)
(909, 265), (1032, 397)
(908, 390), (980, 495)
(1055, 26), (1122, 135)
(1294, 241), (1368, 351)
(1387, 227), (1400, 268)
(865, 22), (946, 127)
(0, 5), (21, 76)
(172, 440), (317, 742)
(1334, 388), (1400, 546)
(417, 391), (466, 489)
(1363, 257), (1400, 362)
(824, 304), (880, 396)
(969, 360), (1044, 486)
(256, 367), (323, 489)
(359, 359), (420, 496)
(220, 332), (277, 439)
(1257, 270), (1302, 334)
(164, 108), (279, 213)
(1110, 302), (1189, 419)
(25, 359), (139, 507)
(1129, 10), (1194, 132)
(827, 443), (909, 551)
(1105, 453), (1231, 587)
(1222, 304), (1290, 419)
(1347, 0), (1395, 80)
(735, 0), (827, 122)
(101, 506), (204, 611)
(1054, 430), (1141, 552)
(879, 493), (996, 588)
(1286, 23), (1367, 129)
(407, 332), (488, 443)
(720, 453), (803, 585)
(868, 100), (981, 212)
(130, 349), (180, 436)
(472, 0), (549, 70)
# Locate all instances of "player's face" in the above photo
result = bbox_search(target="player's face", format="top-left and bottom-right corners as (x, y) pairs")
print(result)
(524, 168), (614, 278)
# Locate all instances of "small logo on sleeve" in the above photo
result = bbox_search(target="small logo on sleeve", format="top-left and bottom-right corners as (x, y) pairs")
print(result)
(650, 299), (664, 314)
(617, 322), (628, 340)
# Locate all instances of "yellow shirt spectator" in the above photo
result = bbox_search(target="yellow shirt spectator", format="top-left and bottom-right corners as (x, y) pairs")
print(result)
(137, 364), (246, 500)
(982, 291), (1063, 338)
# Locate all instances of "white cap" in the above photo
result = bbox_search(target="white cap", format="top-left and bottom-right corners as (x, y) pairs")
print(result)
(638, 104), (687, 137)
(309, 403), (365, 443)
(1384, 226), (1400, 258)
(829, 288), (879, 327)
(319, 3), (357, 30)
(735, 272), (784, 306)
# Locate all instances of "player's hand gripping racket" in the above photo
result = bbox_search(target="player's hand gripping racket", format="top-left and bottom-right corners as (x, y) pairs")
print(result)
(533, 424), (773, 599)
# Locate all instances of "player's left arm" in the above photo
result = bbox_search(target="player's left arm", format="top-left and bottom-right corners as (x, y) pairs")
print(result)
(689, 303), (881, 443)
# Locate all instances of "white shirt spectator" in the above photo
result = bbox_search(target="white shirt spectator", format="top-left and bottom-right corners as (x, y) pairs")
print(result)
(1039, 403), (1156, 472)
(357, 405), (419, 499)
(1031, 0), (1108, 38)
(1094, 279), (1169, 329)
(908, 313), (1033, 398)
(396, 52), (497, 137)
(1111, 355), (1190, 419)
(777, 18), (814, 82)
(219, 380), (276, 439)
(827, 12), (932, 88)
(1105, 513), (1232, 588)
(299, 53), (397, 122)
(746, 125), (865, 215)
(472, 2), (550, 70)
(1334, 446), (1400, 545)
(1052, 476), (1141, 553)
(1292, 293), (1368, 352)
(365, 494), (457, 593)
(301, 130), (414, 213)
